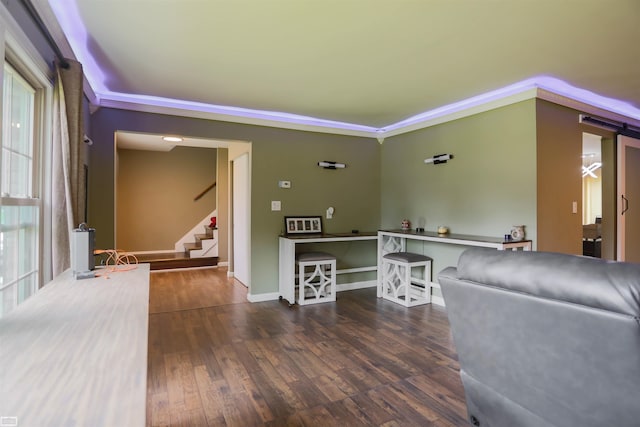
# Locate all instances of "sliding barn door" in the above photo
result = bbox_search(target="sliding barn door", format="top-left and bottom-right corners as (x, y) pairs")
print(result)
(617, 135), (640, 262)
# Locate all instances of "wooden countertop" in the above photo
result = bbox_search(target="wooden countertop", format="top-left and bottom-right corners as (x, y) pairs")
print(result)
(379, 229), (532, 248)
(280, 231), (378, 241)
(0, 265), (150, 426)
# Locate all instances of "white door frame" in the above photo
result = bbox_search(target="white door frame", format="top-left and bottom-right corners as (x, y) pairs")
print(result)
(229, 147), (251, 289)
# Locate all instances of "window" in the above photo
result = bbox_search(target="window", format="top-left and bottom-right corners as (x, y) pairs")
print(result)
(1, 62), (40, 317)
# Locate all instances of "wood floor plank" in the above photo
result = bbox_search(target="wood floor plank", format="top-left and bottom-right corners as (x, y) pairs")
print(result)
(347, 392), (397, 425)
(146, 268), (468, 426)
(214, 343), (275, 423)
(244, 341), (307, 412)
(197, 379), (230, 426)
(147, 391), (171, 427)
(367, 384), (436, 426)
(326, 396), (380, 427)
(296, 404), (340, 427)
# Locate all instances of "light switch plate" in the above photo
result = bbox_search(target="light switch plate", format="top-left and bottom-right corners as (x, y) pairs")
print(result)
(271, 201), (281, 211)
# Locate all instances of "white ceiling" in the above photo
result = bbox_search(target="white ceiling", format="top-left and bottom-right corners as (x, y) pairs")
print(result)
(39, 0), (640, 131)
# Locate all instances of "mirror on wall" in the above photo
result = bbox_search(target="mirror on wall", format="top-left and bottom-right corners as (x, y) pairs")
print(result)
(582, 132), (602, 258)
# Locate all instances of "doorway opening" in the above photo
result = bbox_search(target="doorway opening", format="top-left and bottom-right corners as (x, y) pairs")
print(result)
(582, 132), (602, 258)
(113, 132), (251, 282)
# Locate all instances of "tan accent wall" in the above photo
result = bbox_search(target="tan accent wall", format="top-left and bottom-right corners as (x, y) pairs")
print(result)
(90, 100), (617, 297)
(116, 146), (217, 252)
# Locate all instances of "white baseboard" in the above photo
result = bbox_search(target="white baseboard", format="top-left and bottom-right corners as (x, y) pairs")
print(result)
(245, 280), (445, 306)
(431, 294), (445, 307)
(149, 265), (218, 273)
(336, 280), (377, 292)
(247, 292), (280, 303)
(218, 261), (229, 267)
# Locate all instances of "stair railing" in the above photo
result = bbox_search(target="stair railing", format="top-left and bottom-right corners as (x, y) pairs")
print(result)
(194, 182), (216, 201)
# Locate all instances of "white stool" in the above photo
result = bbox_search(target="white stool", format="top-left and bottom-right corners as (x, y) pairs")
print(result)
(381, 252), (432, 307)
(296, 252), (337, 305)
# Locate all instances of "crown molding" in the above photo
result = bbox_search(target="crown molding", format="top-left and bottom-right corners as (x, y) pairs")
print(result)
(378, 89), (539, 140)
(97, 93), (379, 138)
(37, 0), (640, 139)
(94, 85), (640, 140)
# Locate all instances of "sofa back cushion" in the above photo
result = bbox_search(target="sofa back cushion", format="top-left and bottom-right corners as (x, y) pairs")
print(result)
(439, 249), (640, 427)
(456, 248), (640, 316)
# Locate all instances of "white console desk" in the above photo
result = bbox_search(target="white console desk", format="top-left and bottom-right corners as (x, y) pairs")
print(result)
(377, 229), (532, 300)
(0, 265), (150, 427)
(279, 232), (378, 305)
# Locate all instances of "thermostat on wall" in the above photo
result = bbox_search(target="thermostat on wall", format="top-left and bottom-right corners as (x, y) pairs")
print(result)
(278, 180), (291, 189)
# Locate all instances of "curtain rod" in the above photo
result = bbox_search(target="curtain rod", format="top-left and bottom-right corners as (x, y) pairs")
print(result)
(20, 0), (69, 69)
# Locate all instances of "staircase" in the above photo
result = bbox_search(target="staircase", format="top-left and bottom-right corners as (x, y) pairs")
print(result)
(175, 211), (219, 257)
(136, 219), (219, 271)
(183, 226), (218, 258)
(135, 226), (218, 270)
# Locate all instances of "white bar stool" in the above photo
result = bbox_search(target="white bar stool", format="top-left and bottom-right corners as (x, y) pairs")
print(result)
(381, 252), (432, 307)
(296, 252), (337, 305)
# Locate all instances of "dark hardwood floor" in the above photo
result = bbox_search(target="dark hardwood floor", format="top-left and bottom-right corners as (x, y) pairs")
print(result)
(146, 268), (468, 426)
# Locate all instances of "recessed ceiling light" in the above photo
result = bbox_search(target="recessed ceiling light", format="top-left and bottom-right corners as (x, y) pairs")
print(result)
(162, 136), (183, 142)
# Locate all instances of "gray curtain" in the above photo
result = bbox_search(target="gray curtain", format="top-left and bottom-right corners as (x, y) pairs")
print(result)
(52, 60), (85, 277)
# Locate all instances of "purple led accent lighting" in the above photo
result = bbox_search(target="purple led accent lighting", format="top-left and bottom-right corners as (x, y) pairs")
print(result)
(383, 76), (640, 133)
(50, 3), (640, 134)
(104, 91), (379, 132)
(49, 1), (106, 93)
(534, 76), (639, 117)
(381, 78), (540, 132)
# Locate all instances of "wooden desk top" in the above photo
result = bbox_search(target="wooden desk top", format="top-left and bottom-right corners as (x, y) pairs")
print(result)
(0, 265), (150, 426)
(379, 229), (532, 248)
(280, 231), (378, 241)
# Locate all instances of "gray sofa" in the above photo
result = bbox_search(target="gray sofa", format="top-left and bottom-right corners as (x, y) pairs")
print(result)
(438, 248), (640, 427)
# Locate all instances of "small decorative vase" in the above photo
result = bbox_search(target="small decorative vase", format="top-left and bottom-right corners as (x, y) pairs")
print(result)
(401, 219), (411, 230)
(510, 225), (525, 241)
(437, 225), (449, 234)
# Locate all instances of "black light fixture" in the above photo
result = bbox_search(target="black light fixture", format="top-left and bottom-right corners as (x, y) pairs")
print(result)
(318, 161), (346, 169)
(424, 154), (453, 165)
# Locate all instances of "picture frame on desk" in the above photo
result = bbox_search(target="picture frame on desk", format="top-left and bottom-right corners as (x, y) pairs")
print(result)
(285, 216), (322, 234)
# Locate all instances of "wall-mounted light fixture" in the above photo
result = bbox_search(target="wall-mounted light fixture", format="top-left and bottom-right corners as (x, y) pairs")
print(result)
(162, 136), (184, 142)
(318, 161), (346, 169)
(424, 154), (453, 165)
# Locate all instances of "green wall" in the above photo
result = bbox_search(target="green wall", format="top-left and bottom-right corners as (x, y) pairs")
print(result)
(88, 99), (595, 299)
(88, 108), (380, 296)
(381, 100), (538, 277)
(251, 135), (381, 294)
